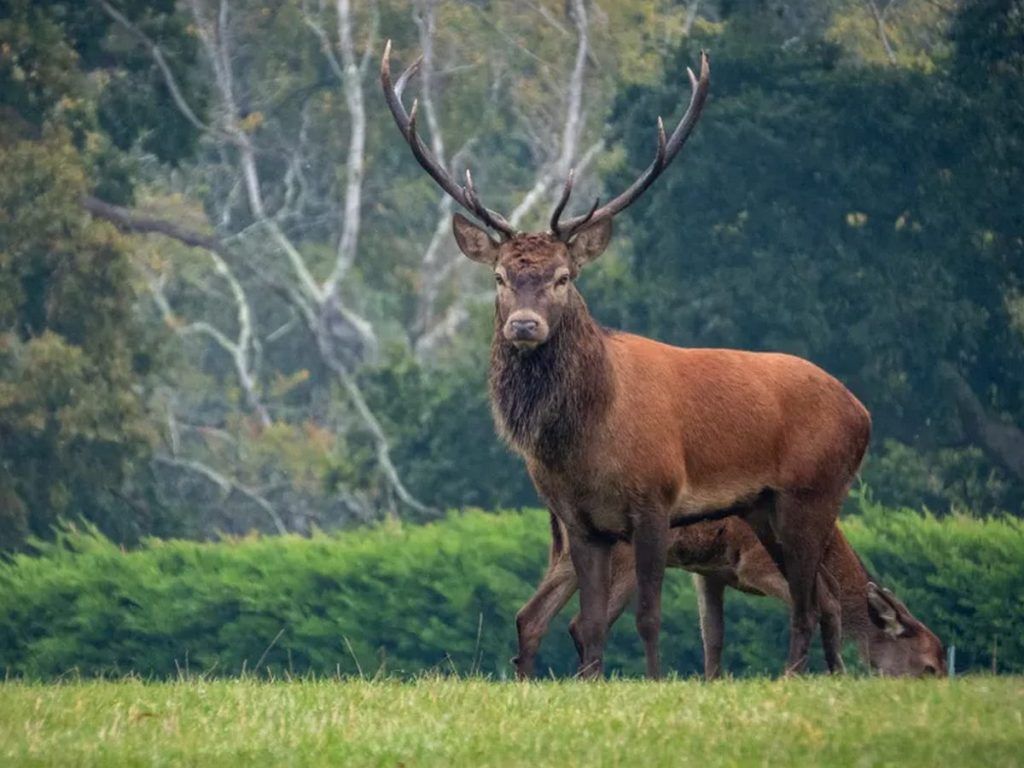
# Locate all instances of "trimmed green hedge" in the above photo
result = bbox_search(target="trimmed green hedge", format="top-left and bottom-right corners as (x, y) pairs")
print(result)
(1, 500), (1022, 679)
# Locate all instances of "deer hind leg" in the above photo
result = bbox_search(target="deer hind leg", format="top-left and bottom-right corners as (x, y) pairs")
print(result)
(693, 573), (727, 681)
(568, 534), (613, 679)
(738, 503), (844, 674)
(514, 554), (579, 680)
(770, 488), (843, 676)
(632, 512), (669, 680)
(817, 562), (845, 674)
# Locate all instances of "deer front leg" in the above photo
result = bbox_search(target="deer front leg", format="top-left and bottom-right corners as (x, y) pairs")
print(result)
(569, 543), (637, 666)
(693, 573), (727, 681)
(633, 513), (669, 680)
(817, 570), (846, 674)
(513, 554), (579, 680)
(568, 533), (612, 679)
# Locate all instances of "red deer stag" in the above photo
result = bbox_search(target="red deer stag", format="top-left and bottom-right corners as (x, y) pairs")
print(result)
(514, 513), (946, 679)
(382, 43), (871, 678)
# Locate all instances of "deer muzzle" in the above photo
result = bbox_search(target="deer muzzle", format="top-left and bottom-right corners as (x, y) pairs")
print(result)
(504, 311), (549, 349)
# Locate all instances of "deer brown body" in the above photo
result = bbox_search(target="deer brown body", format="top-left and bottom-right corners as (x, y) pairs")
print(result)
(382, 43), (872, 677)
(514, 513), (946, 679)
(486, 281), (870, 678)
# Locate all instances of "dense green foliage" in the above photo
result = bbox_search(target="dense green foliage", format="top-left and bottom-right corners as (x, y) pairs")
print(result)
(3, 677), (1022, 766)
(0, 135), (170, 547)
(592, 1), (1024, 514)
(381, 0), (1024, 517)
(0, 0), (200, 549)
(1, 500), (1021, 680)
(0, 1), (1020, 547)
(0, 0), (202, 191)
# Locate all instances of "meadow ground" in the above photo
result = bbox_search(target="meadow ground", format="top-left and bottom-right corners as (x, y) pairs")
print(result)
(0, 676), (1021, 767)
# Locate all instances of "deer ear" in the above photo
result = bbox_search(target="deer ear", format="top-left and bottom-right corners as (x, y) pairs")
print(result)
(866, 582), (911, 639)
(568, 218), (613, 270)
(453, 213), (499, 265)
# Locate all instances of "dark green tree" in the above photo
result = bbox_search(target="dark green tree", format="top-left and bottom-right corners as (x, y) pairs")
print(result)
(0, 135), (171, 547)
(590, 0), (1024, 513)
(0, 0), (202, 547)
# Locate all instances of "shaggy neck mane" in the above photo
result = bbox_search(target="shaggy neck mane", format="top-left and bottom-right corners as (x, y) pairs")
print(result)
(489, 290), (614, 467)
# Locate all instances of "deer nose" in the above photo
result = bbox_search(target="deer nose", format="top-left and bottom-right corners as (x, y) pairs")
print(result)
(510, 318), (539, 336)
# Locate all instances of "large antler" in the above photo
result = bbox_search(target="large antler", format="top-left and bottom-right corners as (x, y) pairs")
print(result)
(381, 40), (517, 240)
(550, 51), (710, 242)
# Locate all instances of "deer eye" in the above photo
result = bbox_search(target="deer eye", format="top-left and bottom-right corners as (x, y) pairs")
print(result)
(555, 275), (570, 288)
(495, 274), (506, 287)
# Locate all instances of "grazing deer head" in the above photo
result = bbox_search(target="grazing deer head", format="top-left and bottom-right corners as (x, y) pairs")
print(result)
(866, 582), (947, 676)
(382, 40), (709, 350)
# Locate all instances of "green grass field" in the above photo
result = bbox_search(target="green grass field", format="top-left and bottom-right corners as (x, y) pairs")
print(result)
(1, 677), (1021, 767)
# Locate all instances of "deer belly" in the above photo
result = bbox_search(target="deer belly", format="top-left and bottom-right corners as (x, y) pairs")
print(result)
(673, 478), (768, 517)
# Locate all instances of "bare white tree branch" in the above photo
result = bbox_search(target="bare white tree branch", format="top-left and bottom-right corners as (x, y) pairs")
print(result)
(324, 0), (373, 292)
(683, 0), (702, 36)
(101, 0), (437, 520)
(155, 455), (288, 534)
(94, 0), (240, 144)
(865, 0), (899, 64)
(143, 251), (271, 428)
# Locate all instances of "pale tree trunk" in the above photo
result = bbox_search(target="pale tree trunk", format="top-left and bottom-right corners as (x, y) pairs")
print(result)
(865, 0), (898, 65)
(196, 0), (427, 517)
(505, 0), (589, 226)
(410, 0), (455, 339)
(683, 1), (701, 36)
(93, 0), (433, 522)
(412, 0), (597, 359)
(323, 0), (371, 294)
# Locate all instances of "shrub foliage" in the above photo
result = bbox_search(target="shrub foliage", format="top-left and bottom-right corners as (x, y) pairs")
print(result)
(1, 501), (1021, 680)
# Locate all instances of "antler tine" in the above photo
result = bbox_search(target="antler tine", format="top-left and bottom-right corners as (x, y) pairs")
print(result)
(561, 196), (601, 242)
(550, 171), (602, 242)
(549, 168), (576, 238)
(664, 53), (710, 158)
(465, 169), (516, 235)
(394, 56), (423, 101)
(555, 50), (710, 236)
(381, 40), (516, 239)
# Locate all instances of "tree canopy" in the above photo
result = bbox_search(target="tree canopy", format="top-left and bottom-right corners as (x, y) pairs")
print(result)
(0, 0), (1021, 549)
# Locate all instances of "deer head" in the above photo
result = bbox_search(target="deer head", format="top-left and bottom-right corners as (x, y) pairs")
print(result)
(381, 41), (710, 350)
(865, 582), (947, 677)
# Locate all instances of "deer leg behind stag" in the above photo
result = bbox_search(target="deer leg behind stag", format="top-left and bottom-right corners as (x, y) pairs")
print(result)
(694, 573), (728, 680)
(817, 567), (846, 674)
(513, 550), (578, 679)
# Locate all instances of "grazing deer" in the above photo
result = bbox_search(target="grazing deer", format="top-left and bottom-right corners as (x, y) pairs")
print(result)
(382, 43), (872, 678)
(513, 512), (946, 679)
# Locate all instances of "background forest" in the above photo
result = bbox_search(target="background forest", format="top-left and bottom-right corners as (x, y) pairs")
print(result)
(1, 0), (1022, 552)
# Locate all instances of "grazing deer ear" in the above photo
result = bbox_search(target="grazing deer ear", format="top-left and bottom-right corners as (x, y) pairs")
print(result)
(453, 213), (499, 265)
(866, 582), (912, 639)
(568, 218), (613, 270)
